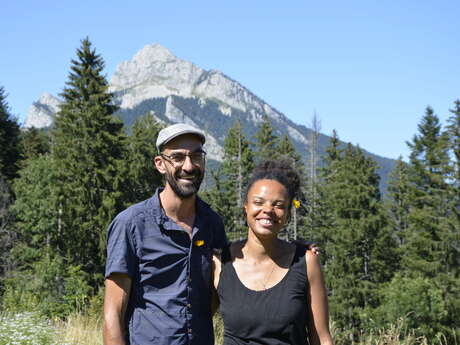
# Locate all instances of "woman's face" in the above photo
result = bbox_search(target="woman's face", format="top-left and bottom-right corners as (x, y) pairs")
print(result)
(244, 179), (289, 237)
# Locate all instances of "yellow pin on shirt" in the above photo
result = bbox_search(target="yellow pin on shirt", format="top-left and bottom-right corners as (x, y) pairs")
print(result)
(194, 240), (205, 247)
(293, 199), (301, 209)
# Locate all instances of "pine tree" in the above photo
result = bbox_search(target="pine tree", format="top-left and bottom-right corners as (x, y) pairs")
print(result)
(253, 114), (278, 163)
(13, 155), (59, 253)
(443, 100), (460, 334)
(318, 141), (393, 335)
(446, 100), (460, 256)
(19, 128), (50, 162)
(312, 130), (342, 245)
(403, 106), (451, 277)
(204, 168), (237, 239)
(0, 86), (21, 182)
(303, 114), (322, 240)
(0, 175), (16, 279)
(51, 38), (126, 278)
(278, 135), (303, 168)
(385, 157), (412, 247)
(204, 119), (254, 241)
(386, 106), (458, 338)
(124, 113), (163, 203)
(307, 114), (321, 202)
(447, 100), (460, 188)
(277, 135), (305, 240)
(324, 130), (341, 169)
(0, 86), (21, 283)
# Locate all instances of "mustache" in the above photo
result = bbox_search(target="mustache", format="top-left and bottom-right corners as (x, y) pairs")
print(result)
(175, 170), (201, 179)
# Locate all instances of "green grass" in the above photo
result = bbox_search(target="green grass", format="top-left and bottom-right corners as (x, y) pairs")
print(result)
(0, 311), (455, 345)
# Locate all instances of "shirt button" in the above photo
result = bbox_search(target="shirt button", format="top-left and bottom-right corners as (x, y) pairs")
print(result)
(187, 303), (191, 308)
(188, 328), (192, 333)
(188, 277), (192, 282)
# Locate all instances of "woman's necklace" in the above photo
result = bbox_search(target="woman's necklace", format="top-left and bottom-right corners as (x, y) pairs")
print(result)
(261, 260), (277, 290)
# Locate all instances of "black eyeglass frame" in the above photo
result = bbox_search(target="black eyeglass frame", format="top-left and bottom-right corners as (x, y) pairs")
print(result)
(160, 150), (207, 166)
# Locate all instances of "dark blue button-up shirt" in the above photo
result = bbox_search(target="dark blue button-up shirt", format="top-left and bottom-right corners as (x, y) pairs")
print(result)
(105, 188), (227, 345)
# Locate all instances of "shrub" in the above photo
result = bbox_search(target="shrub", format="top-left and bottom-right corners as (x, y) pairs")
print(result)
(367, 273), (447, 338)
(2, 252), (92, 318)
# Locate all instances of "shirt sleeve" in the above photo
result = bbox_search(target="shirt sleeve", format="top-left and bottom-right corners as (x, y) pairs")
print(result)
(105, 213), (137, 279)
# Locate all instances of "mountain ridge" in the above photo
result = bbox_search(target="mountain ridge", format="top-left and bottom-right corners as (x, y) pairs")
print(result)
(24, 43), (396, 188)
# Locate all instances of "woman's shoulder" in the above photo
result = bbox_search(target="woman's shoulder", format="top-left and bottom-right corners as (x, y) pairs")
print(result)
(305, 248), (320, 264)
(305, 247), (322, 283)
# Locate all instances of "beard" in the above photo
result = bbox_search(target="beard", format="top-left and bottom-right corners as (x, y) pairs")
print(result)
(165, 167), (204, 199)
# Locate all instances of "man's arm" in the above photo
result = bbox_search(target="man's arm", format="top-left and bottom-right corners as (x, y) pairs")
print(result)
(103, 273), (132, 345)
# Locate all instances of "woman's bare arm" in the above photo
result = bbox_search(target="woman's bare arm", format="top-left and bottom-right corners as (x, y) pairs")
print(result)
(306, 251), (334, 345)
(211, 254), (222, 316)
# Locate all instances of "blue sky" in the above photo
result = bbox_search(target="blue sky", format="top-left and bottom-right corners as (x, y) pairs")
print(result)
(2, 1), (459, 160)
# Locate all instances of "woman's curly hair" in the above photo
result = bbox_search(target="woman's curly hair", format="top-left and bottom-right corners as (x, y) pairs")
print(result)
(245, 159), (302, 209)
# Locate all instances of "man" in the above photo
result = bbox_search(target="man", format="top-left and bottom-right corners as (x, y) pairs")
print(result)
(103, 123), (227, 345)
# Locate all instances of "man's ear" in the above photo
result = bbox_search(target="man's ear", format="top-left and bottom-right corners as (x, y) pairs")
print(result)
(154, 156), (166, 174)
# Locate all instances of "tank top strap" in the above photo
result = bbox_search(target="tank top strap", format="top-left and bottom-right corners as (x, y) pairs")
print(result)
(288, 244), (308, 281)
(220, 243), (232, 263)
(293, 243), (305, 262)
(290, 243), (304, 262)
(217, 244), (234, 295)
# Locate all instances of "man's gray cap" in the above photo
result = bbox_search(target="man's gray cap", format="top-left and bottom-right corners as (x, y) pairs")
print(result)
(156, 123), (206, 150)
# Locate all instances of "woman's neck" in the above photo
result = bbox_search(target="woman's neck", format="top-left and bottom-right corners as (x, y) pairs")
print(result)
(242, 230), (281, 263)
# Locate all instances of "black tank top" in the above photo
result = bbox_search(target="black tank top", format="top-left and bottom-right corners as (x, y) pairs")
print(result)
(217, 244), (309, 345)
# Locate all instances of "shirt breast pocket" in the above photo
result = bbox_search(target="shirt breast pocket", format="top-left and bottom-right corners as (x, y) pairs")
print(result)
(197, 244), (212, 286)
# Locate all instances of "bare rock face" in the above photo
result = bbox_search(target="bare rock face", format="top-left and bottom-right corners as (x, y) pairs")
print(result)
(109, 44), (295, 123)
(105, 44), (308, 160)
(22, 44), (395, 189)
(24, 93), (61, 129)
(22, 44), (322, 161)
(110, 44), (203, 103)
(24, 44), (307, 144)
(24, 44), (304, 161)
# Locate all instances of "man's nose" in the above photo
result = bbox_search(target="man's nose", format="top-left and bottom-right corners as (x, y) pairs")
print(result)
(181, 155), (194, 172)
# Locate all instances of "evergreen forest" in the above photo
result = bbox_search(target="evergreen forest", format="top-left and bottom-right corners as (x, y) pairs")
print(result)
(0, 38), (459, 344)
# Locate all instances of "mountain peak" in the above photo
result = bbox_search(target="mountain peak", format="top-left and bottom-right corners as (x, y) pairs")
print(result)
(133, 43), (176, 63)
(109, 43), (205, 104)
(38, 92), (60, 104)
(24, 93), (61, 128)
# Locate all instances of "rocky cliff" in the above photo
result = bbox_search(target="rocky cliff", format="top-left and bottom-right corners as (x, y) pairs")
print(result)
(24, 93), (61, 129)
(24, 44), (395, 187)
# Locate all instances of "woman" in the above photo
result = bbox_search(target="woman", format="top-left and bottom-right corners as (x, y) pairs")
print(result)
(212, 160), (333, 345)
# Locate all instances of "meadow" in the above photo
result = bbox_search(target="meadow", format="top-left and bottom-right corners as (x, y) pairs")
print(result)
(0, 311), (454, 345)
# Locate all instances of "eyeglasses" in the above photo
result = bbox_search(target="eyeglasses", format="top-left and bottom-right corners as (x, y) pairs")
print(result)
(160, 150), (207, 166)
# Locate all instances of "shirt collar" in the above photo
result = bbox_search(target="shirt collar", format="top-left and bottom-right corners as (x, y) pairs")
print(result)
(149, 187), (209, 232)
